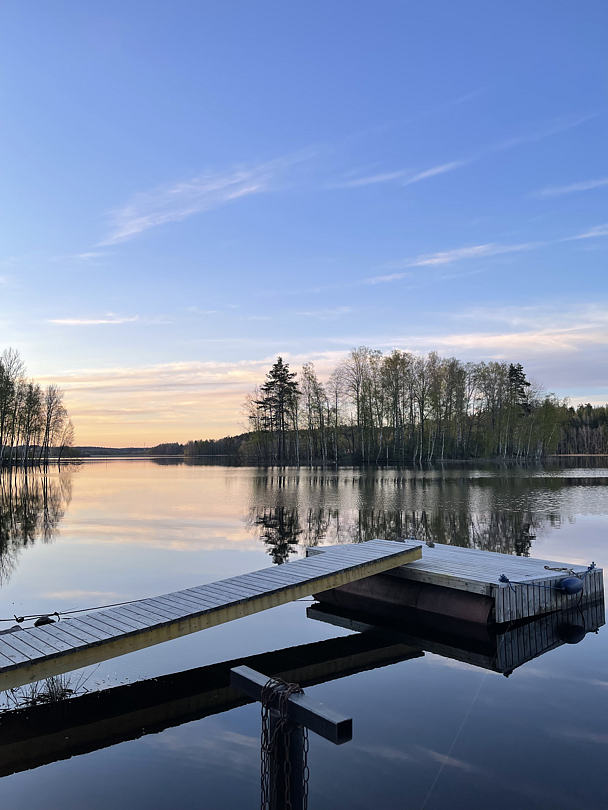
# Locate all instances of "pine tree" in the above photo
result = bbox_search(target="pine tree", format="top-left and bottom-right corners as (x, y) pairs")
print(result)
(256, 357), (299, 462)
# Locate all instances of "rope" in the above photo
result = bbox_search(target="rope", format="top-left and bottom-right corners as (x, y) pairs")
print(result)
(0, 597), (156, 626)
(419, 621), (513, 809)
(0, 592), (321, 627)
(498, 561), (596, 593)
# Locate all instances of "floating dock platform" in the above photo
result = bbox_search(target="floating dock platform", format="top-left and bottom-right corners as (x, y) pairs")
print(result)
(0, 539), (421, 691)
(308, 541), (604, 624)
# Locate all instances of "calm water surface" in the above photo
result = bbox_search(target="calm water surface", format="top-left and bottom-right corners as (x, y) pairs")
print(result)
(0, 460), (607, 809)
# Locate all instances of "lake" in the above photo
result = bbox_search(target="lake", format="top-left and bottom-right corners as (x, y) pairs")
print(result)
(0, 459), (607, 809)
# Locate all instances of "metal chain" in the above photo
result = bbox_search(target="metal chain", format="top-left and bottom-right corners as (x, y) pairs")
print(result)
(260, 677), (309, 810)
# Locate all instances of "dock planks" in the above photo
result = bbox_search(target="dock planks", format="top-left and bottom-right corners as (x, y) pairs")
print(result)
(0, 539), (421, 691)
(308, 541), (604, 623)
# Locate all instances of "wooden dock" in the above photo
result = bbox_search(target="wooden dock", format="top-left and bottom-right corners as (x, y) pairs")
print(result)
(0, 538), (421, 691)
(308, 541), (604, 623)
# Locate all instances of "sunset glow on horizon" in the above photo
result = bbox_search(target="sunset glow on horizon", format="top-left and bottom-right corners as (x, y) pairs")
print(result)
(2, 2), (606, 446)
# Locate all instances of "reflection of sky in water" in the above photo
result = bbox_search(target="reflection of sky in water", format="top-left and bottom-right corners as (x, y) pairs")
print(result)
(0, 460), (607, 810)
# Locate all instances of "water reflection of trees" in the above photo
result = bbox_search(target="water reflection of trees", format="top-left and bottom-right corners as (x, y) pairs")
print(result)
(246, 504), (544, 559)
(0, 470), (73, 585)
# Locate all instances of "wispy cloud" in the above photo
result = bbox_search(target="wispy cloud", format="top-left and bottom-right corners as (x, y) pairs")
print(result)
(408, 241), (540, 267)
(568, 223), (608, 240)
(366, 221), (608, 283)
(332, 161), (467, 189)
(366, 241), (542, 282)
(53, 251), (109, 262)
(298, 306), (352, 320)
(534, 176), (608, 197)
(403, 160), (469, 185)
(489, 112), (597, 153)
(50, 314), (139, 325)
(100, 152), (314, 245)
(334, 169), (411, 188)
(333, 113), (596, 191)
(384, 303), (608, 357)
(366, 272), (412, 284)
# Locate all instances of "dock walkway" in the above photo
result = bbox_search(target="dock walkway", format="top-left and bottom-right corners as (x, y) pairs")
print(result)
(0, 538), (421, 691)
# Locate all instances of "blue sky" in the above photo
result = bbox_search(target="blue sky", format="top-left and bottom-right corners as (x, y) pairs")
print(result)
(1, 1), (607, 444)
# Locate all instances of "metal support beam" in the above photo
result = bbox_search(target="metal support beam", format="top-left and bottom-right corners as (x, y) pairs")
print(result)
(230, 665), (352, 745)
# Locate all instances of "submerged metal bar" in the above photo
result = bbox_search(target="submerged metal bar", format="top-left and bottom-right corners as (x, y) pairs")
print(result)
(230, 665), (352, 744)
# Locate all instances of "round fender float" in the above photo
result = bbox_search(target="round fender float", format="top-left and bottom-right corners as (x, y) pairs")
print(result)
(559, 576), (584, 595)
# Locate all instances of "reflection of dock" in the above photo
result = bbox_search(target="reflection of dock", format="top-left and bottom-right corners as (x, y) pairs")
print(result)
(0, 539), (421, 691)
(0, 633), (421, 778)
(308, 542), (604, 623)
(307, 597), (606, 676)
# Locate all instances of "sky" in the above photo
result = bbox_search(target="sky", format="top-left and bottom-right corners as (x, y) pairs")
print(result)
(1, 0), (607, 446)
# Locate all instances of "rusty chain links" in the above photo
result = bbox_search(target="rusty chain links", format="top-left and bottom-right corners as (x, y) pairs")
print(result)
(260, 677), (309, 810)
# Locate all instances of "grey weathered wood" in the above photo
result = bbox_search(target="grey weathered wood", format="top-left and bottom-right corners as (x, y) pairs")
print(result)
(74, 616), (120, 641)
(0, 632), (60, 659)
(67, 618), (114, 642)
(21, 626), (74, 654)
(312, 541), (602, 623)
(230, 665), (352, 744)
(0, 538), (422, 688)
(50, 621), (100, 646)
(102, 608), (150, 631)
(32, 624), (91, 651)
(0, 638), (37, 666)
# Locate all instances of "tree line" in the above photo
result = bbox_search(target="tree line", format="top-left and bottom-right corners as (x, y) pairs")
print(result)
(557, 404), (608, 455)
(155, 350), (608, 465)
(0, 348), (74, 468)
(240, 349), (569, 463)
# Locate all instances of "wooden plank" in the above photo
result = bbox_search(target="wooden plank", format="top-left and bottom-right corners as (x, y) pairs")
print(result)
(0, 633), (58, 660)
(31, 624), (90, 652)
(0, 540), (422, 691)
(76, 615), (130, 640)
(194, 581), (259, 603)
(67, 618), (115, 642)
(136, 599), (187, 621)
(182, 587), (240, 606)
(88, 612), (140, 634)
(102, 608), (150, 631)
(117, 602), (175, 624)
(143, 595), (196, 615)
(126, 598), (182, 620)
(0, 648), (17, 669)
(49, 621), (101, 646)
(22, 627), (75, 654)
(0, 639), (34, 666)
(116, 602), (175, 624)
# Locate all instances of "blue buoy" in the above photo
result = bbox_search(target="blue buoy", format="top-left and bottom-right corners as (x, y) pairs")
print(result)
(558, 623), (586, 644)
(559, 576), (584, 595)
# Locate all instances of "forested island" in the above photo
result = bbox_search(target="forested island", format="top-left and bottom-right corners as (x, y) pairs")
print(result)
(0, 349), (74, 468)
(3, 345), (605, 468)
(153, 349), (608, 464)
